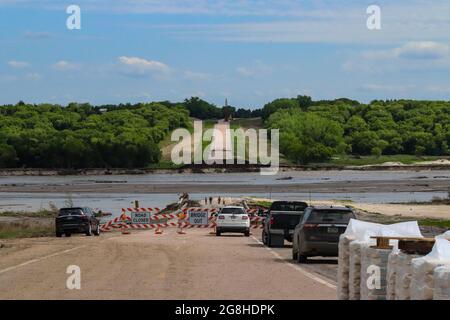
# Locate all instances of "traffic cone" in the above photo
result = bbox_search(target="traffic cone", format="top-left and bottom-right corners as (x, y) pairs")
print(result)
(177, 212), (187, 234)
(177, 222), (186, 235)
(121, 224), (130, 235)
(154, 225), (163, 234)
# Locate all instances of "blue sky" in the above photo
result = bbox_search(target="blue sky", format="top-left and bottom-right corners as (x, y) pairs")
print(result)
(1, 0), (450, 108)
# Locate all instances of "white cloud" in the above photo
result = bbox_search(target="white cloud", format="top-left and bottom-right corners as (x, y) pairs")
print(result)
(236, 61), (271, 77)
(426, 85), (450, 94)
(363, 42), (450, 61)
(360, 84), (416, 92)
(52, 60), (78, 71)
(8, 60), (29, 68)
(182, 70), (211, 81)
(118, 56), (170, 77)
(26, 73), (42, 80)
(395, 42), (449, 60)
(4, 1), (450, 45)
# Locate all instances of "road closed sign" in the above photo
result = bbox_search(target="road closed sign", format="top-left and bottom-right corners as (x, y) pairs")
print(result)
(188, 210), (209, 226)
(131, 211), (151, 224)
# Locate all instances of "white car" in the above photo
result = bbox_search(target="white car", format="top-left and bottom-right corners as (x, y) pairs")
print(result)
(215, 206), (250, 237)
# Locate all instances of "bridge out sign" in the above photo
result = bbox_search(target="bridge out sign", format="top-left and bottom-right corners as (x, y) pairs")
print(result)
(131, 211), (151, 224)
(188, 210), (209, 226)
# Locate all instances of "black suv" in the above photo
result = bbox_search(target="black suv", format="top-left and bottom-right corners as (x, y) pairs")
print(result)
(55, 207), (101, 237)
(292, 206), (356, 262)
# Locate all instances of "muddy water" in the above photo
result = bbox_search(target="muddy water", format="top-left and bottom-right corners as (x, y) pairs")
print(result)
(0, 170), (448, 216)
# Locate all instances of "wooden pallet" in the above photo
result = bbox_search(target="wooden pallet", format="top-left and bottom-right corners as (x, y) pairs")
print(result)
(370, 236), (435, 250)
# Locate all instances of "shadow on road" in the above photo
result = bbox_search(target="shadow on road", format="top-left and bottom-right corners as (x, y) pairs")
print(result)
(273, 258), (338, 265)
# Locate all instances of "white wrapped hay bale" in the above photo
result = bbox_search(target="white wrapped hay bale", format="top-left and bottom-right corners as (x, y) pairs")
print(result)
(410, 239), (450, 300)
(337, 235), (354, 300)
(337, 219), (423, 300)
(410, 259), (438, 300)
(433, 265), (450, 300)
(349, 240), (366, 300)
(386, 249), (399, 300)
(360, 245), (391, 300)
(394, 251), (421, 300)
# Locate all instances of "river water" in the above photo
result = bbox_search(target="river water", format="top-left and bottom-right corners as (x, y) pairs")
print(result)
(0, 170), (448, 216)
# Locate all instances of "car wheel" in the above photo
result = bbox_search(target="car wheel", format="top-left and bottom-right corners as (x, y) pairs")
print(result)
(216, 229), (221, 236)
(86, 224), (92, 236)
(56, 232), (62, 238)
(297, 254), (307, 263)
(93, 224), (100, 236)
(65, 233), (71, 237)
(267, 233), (272, 247)
(244, 229), (250, 237)
(262, 231), (267, 244)
(292, 247), (298, 260)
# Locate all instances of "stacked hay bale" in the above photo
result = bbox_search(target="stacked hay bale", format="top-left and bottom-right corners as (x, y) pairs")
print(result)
(349, 241), (364, 300)
(410, 258), (440, 299)
(337, 235), (354, 300)
(433, 266), (450, 300)
(386, 250), (399, 300)
(394, 251), (421, 300)
(360, 245), (391, 300)
(337, 220), (423, 300)
(410, 239), (450, 300)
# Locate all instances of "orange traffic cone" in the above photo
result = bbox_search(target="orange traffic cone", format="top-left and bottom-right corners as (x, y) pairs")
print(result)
(154, 225), (163, 234)
(121, 225), (130, 235)
(177, 222), (186, 234)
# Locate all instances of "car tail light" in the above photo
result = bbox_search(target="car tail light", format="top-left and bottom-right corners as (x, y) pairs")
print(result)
(218, 215), (225, 220)
(81, 215), (88, 221)
(242, 215), (248, 220)
(303, 223), (318, 228)
(270, 216), (274, 226)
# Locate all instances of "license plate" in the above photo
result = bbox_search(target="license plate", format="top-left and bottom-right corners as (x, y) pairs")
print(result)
(328, 227), (338, 233)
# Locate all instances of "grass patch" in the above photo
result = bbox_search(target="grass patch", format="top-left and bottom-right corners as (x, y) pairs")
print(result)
(231, 118), (263, 129)
(328, 155), (446, 166)
(0, 220), (54, 239)
(147, 160), (184, 169)
(0, 210), (57, 218)
(247, 199), (273, 209)
(418, 219), (450, 229)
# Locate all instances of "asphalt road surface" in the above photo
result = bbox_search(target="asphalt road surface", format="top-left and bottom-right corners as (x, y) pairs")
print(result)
(0, 229), (337, 300)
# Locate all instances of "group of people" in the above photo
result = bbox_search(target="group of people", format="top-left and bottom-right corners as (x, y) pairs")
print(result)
(204, 196), (226, 206)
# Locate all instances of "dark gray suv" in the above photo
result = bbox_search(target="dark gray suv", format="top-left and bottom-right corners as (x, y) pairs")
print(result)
(55, 207), (101, 237)
(292, 206), (356, 263)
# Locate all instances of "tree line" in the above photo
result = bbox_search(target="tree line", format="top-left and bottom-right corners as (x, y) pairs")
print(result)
(264, 96), (450, 164)
(0, 96), (449, 168)
(0, 102), (190, 168)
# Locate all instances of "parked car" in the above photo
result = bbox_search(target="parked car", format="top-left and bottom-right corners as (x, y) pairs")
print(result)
(262, 201), (308, 247)
(292, 206), (356, 263)
(215, 206), (250, 237)
(55, 207), (101, 237)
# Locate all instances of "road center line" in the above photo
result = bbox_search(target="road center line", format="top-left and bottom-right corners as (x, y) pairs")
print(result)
(0, 245), (85, 275)
(251, 236), (337, 290)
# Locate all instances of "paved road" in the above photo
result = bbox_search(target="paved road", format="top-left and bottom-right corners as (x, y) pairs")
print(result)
(0, 229), (337, 300)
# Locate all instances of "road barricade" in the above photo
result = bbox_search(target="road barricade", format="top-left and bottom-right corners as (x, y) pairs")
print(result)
(99, 206), (266, 234)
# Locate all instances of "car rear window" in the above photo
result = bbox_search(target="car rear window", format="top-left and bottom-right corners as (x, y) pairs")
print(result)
(270, 202), (307, 211)
(220, 208), (245, 215)
(306, 210), (353, 223)
(58, 208), (84, 216)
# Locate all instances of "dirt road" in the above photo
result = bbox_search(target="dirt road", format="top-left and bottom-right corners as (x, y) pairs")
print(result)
(0, 229), (336, 300)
